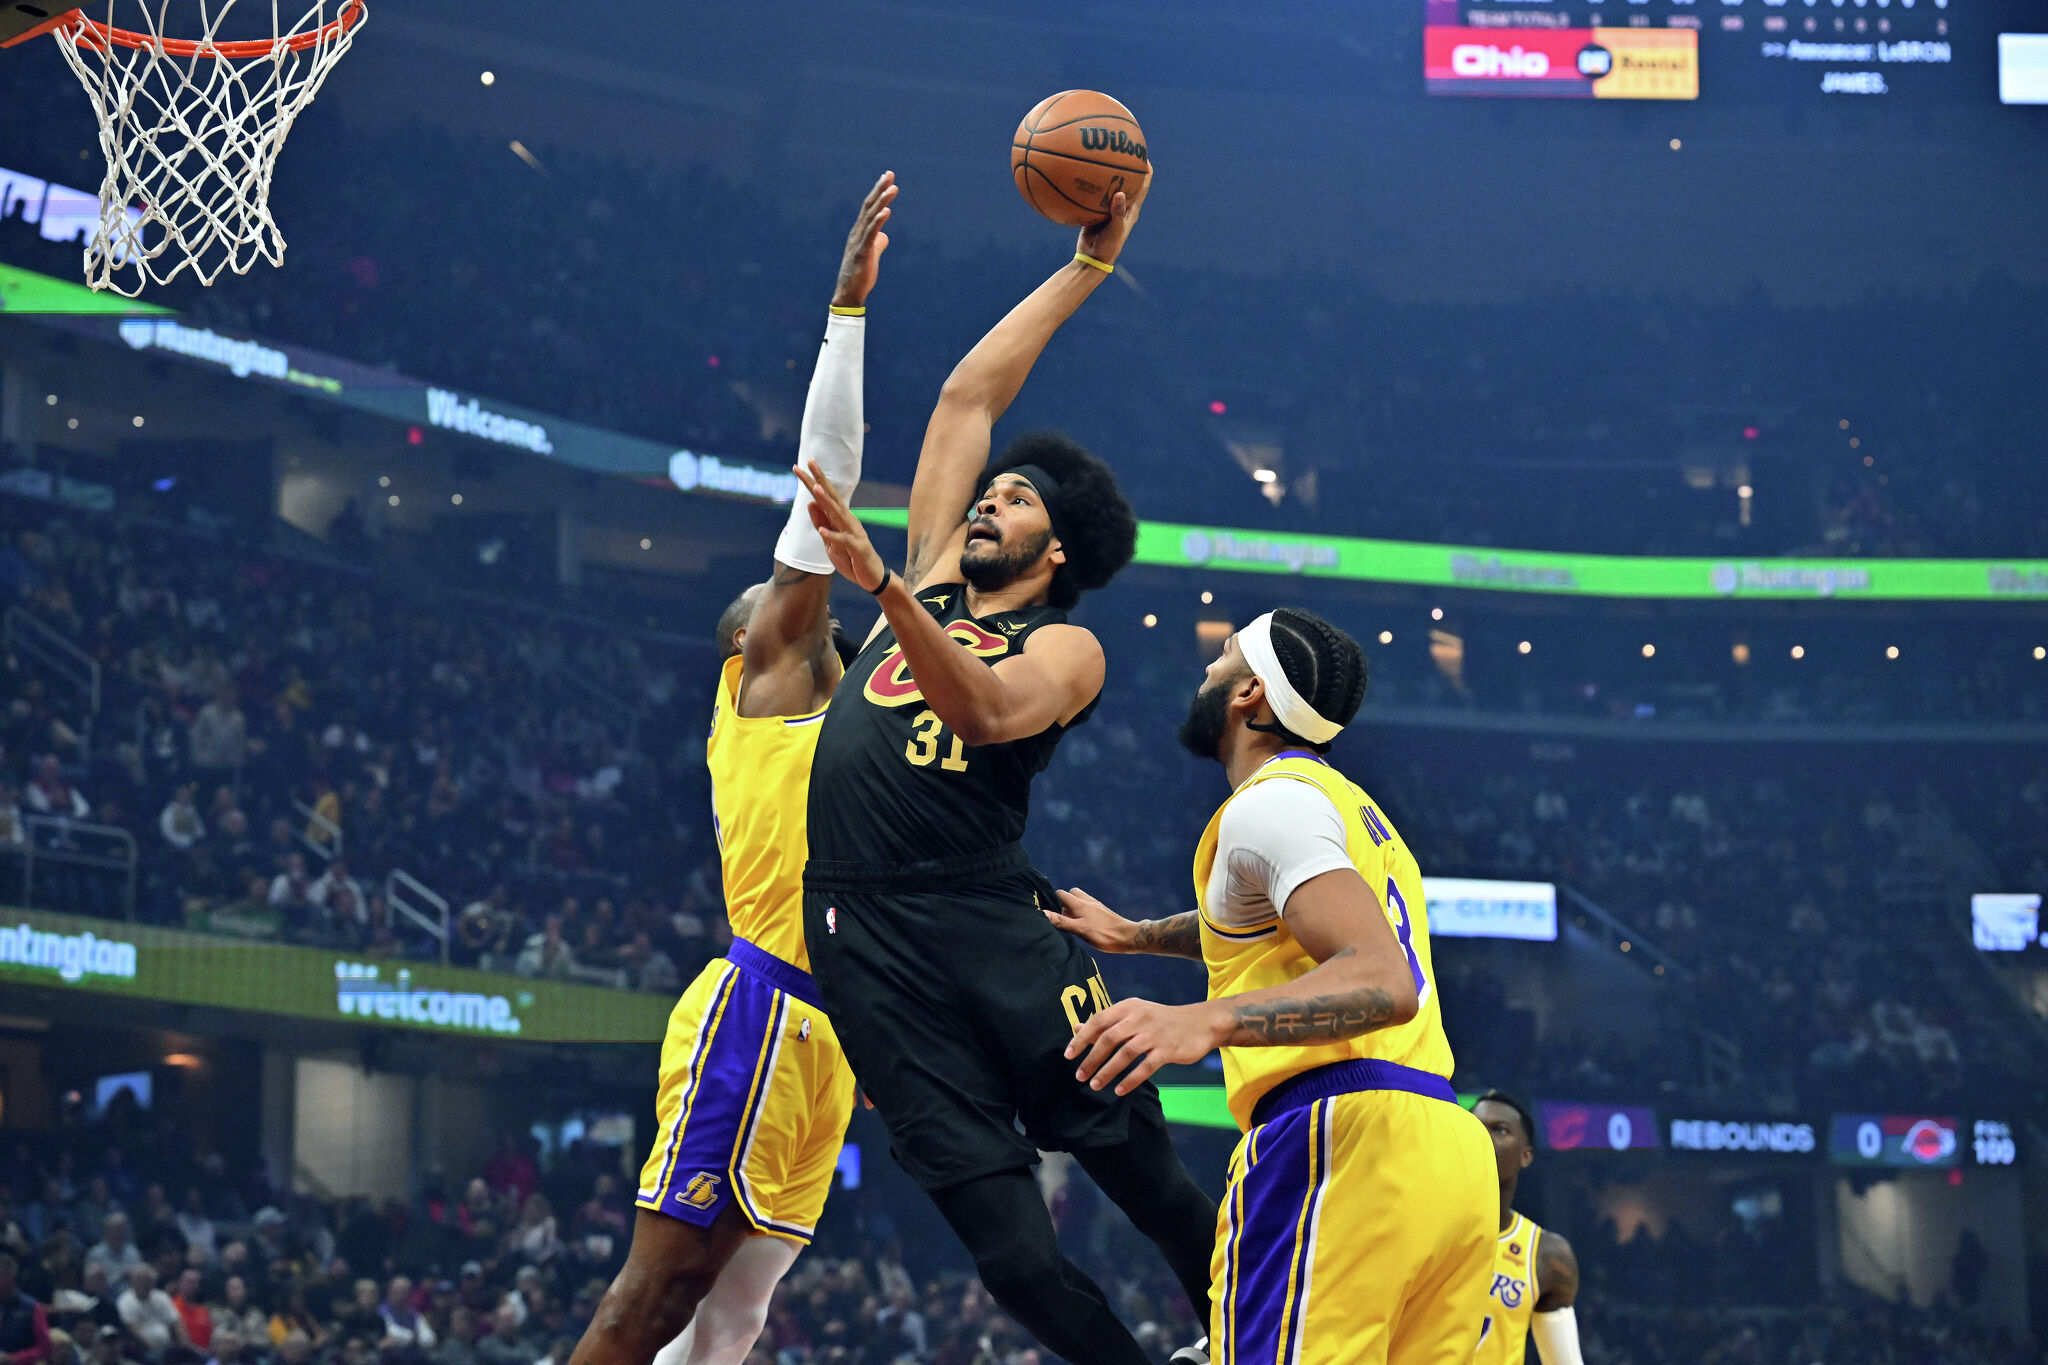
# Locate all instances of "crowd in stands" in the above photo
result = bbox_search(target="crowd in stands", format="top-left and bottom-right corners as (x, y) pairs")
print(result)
(0, 495), (721, 995)
(2, 1115), (2036, 1365)
(4, 490), (2045, 1131)
(3, 110), (2046, 562)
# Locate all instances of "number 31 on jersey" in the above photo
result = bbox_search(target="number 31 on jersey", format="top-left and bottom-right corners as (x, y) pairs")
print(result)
(904, 709), (968, 772)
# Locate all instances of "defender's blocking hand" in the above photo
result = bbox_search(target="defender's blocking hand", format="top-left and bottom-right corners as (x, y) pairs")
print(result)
(1047, 886), (1139, 954)
(794, 460), (887, 592)
(833, 171), (896, 309)
(1065, 997), (1225, 1096)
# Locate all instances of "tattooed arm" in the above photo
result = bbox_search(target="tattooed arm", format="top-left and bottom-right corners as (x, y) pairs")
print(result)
(1065, 867), (1421, 1094)
(1045, 890), (1204, 961)
(1213, 867), (1418, 1046)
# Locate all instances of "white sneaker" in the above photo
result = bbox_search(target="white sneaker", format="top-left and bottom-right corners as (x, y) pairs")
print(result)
(1168, 1338), (1211, 1365)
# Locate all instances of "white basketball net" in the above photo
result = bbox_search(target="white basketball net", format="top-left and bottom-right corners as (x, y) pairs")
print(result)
(52, 0), (366, 296)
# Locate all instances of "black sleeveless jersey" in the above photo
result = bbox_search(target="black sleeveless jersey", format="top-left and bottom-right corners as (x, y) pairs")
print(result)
(806, 583), (1095, 868)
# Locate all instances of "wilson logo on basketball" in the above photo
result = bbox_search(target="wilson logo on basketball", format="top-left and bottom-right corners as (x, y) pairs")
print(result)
(863, 622), (1012, 708)
(1078, 127), (1148, 162)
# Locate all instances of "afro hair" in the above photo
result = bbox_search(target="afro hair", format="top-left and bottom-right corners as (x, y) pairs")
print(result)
(973, 430), (1137, 610)
(1263, 607), (1369, 753)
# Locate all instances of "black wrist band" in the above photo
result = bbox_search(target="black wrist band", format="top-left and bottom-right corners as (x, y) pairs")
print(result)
(866, 566), (892, 597)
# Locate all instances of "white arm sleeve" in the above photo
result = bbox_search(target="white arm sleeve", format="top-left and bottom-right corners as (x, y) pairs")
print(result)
(1215, 777), (1356, 925)
(775, 311), (866, 575)
(1530, 1307), (1584, 1365)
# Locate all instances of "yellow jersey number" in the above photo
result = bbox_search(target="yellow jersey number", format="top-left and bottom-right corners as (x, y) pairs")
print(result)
(904, 709), (969, 772)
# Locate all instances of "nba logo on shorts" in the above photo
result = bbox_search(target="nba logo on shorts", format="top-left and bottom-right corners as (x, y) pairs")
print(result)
(827, 907), (838, 934)
(799, 1017), (812, 1042)
(681, 1173), (723, 1209)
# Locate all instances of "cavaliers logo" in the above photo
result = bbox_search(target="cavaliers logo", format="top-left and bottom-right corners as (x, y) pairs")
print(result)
(680, 1172), (723, 1210)
(863, 620), (1011, 708)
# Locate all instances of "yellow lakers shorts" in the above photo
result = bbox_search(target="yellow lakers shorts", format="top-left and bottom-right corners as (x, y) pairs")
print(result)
(1212, 1063), (1496, 1365)
(635, 938), (855, 1243)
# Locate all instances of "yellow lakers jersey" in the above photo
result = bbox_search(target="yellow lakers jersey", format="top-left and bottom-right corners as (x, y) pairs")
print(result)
(706, 656), (825, 970)
(1474, 1212), (1544, 1365)
(1193, 753), (1455, 1130)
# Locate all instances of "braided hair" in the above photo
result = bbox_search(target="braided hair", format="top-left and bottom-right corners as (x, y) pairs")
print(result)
(1261, 608), (1368, 754)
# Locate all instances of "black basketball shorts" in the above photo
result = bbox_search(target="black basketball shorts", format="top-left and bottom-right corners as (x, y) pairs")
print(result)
(801, 866), (1160, 1192)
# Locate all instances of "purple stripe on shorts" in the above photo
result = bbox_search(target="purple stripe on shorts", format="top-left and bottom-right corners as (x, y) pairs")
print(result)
(646, 965), (782, 1228)
(1228, 1101), (1324, 1365)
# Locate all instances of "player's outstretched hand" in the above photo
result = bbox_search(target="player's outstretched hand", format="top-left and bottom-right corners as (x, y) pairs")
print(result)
(833, 171), (896, 309)
(1048, 887), (1139, 953)
(1077, 187), (1143, 268)
(794, 460), (887, 591)
(1066, 998), (1225, 1096)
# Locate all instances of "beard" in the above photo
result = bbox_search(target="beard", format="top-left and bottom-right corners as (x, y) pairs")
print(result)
(959, 523), (1053, 594)
(1177, 678), (1234, 761)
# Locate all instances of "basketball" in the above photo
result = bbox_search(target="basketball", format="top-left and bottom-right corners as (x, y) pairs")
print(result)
(1011, 90), (1152, 227)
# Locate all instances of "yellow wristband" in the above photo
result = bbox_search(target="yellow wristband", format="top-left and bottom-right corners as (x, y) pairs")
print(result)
(828, 304), (866, 316)
(1072, 251), (1114, 274)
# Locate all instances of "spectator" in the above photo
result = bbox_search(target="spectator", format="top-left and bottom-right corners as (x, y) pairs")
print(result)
(210, 1280), (263, 1346)
(80, 1221), (138, 1284)
(113, 1268), (182, 1357)
(189, 691), (248, 774)
(0, 786), (23, 848)
(307, 859), (367, 937)
(471, 1307), (528, 1365)
(376, 1278), (434, 1353)
(48, 1262), (117, 1341)
(203, 1325), (249, 1365)
(267, 856), (312, 919)
(502, 1199), (555, 1270)
(0, 1255), (51, 1365)
(169, 1269), (210, 1351)
(264, 1288), (324, 1352)
(432, 1308), (478, 1365)
(333, 1282), (382, 1347)
(273, 1332), (312, 1365)
(158, 786), (205, 852)
(171, 1196), (214, 1270)
(511, 920), (572, 982)
(618, 935), (677, 996)
(23, 758), (87, 821)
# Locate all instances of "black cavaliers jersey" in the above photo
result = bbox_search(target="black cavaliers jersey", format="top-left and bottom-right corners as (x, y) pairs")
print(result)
(806, 583), (1095, 870)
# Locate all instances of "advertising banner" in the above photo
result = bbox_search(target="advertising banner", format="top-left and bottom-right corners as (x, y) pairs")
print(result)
(1425, 26), (1698, 100)
(858, 509), (2048, 603)
(10, 257), (2045, 602)
(1422, 878), (1557, 942)
(0, 906), (668, 1043)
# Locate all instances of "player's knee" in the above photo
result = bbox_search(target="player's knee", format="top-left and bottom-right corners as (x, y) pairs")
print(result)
(594, 1264), (709, 1348)
(964, 1220), (1064, 1295)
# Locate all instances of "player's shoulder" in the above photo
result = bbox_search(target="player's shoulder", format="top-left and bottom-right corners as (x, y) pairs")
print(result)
(1222, 769), (1344, 841)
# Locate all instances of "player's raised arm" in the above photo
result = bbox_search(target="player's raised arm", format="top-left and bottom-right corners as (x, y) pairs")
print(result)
(734, 172), (894, 719)
(901, 193), (1142, 591)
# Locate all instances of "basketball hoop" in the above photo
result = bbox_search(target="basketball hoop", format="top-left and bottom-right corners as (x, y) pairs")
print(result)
(15, 1), (366, 296)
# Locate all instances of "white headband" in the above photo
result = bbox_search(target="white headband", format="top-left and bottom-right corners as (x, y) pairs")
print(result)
(1237, 612), (1343, 745)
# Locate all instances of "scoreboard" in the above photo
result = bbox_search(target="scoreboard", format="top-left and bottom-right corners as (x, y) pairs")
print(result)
(1424, 0), (1986, 102)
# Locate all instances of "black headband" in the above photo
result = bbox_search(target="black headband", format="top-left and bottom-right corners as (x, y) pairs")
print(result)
(999, 463), (1065, 541)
